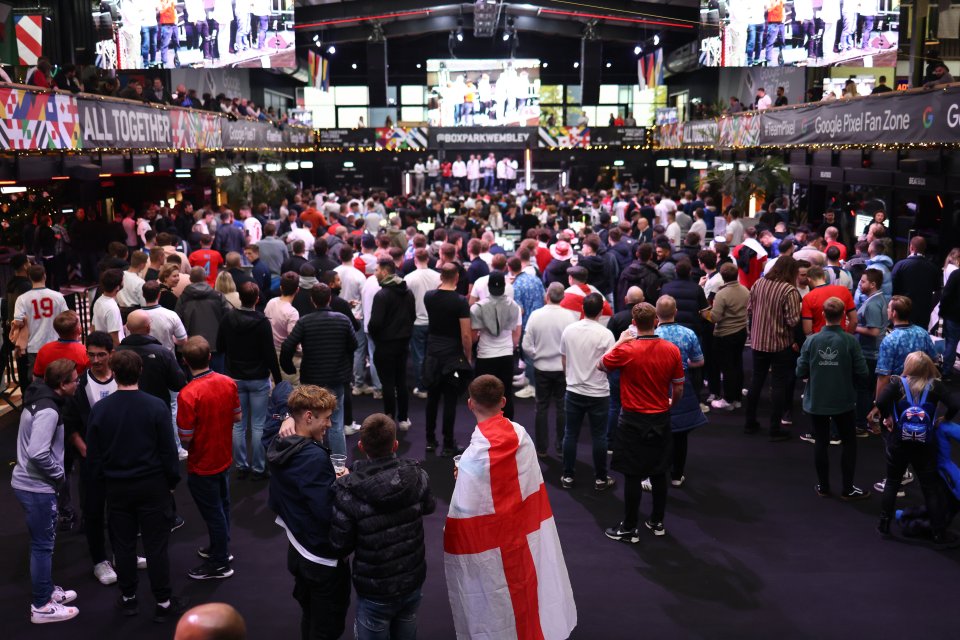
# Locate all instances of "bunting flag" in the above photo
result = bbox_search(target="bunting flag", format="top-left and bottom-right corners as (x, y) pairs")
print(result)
(637, 55), (646, 91)
(642, 49), (664, 89)
(308, 50), (330, 92)
(14, 14), (41, 66)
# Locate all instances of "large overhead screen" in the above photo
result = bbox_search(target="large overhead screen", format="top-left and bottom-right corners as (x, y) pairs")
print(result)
(425, 59), (541, 127)
(93, 0), (296, 70)
(699, 1), (900, 68)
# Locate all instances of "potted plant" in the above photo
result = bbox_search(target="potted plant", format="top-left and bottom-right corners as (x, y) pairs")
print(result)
(697, 155), (792, 213)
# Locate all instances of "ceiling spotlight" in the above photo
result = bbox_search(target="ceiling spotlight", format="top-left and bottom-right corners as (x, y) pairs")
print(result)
(351, 63), (357, 69)
(542, 62), (548, 68)
(503, 16), (515, 41)
(312, 34), (319, 43)
(457, 31), (464, 42)
(634, 44), (642, 55)
(502, 32), (510, 41)
(327, 45), (336, 54)
(456, 18), (464, 41)
(416, 63), (422, 69)
(653, 34), (660, 46)
(605, 62), (611, 68)
(573, 61), (580, 69)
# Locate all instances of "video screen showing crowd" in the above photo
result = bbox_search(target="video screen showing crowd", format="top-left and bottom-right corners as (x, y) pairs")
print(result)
(700, 0), (900, 67)
(93, 0), (296, 70)
(426, 59), (542, 127)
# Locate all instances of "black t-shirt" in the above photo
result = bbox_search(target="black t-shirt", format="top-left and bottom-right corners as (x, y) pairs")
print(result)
(425, 289), (469, 340)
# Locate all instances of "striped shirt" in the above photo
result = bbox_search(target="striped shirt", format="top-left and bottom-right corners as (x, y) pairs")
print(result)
(748, 277), (802, 353)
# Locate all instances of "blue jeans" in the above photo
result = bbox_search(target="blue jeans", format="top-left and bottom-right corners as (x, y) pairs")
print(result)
(233, 377), (271, 473)
(944, 318), (960, 376)
(187, 472), (231, 565)
(764, 22), (785, 63)
(355, 589), (422, 640)
(170, 389), (181, 449)
(746, 23), (764, 64)
(562, 391), (610, 480)
(159, 24), (177, 66)
(141, 26), (158, 67)
(327, 384), (346, 455)
(14, 489), (57, 608)
(354, 330), (382, 390)
(256, 15), (269, 49)
(409, 324), (429, 389)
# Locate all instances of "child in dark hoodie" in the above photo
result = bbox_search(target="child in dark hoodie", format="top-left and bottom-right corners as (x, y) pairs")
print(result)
(329, 413), (435, 639)
(267, 385), (350, 639)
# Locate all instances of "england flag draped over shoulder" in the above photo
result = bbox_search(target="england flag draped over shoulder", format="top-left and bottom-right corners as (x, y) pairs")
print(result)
(444, 414), (577, 640)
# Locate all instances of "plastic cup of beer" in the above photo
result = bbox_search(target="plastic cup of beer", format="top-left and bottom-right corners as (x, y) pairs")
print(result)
(331, 454), (347, 475)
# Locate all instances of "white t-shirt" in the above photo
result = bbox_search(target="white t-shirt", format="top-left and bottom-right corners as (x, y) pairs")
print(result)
(142, 305), (187, 352)
(404, 268), (442, 325)
(117, 270), (146, 308)
(560, 319), (616, 396)
(702, 271), (723, 299)
(244, 217), (262, 244)
(521, 304), (577, 372)
(335, 264), (367, 307)
(426, 159), (440, 177)
(361, 275), (381, 332)
(475, 301), (522, 359)
(92, 296), (125, 341)
(452, 161), (467, 178)
(467, 159), (481, 180)
(85, 372), (117, 408)
(13, 287), (69, 354)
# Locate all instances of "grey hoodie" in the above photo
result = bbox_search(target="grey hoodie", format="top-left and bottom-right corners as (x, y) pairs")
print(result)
(175, 282), (232, 350)
(11, 380), (66, 494)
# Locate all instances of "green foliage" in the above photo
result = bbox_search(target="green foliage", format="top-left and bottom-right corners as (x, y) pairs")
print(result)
(697, 156), (792, 210)
(219, 163), (297, 211)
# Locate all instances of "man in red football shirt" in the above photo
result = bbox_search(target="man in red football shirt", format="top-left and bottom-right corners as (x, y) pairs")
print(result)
(177, 336), (241, 581)
(188, 235), (224, 287)
(600, 302), (684, 542)
(33, 310), (89, 376)
(801, 266), (857, 335)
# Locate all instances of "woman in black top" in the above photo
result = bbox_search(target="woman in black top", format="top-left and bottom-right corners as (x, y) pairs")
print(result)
(158, 264), (181, 311)
(874, 351), (960, 541)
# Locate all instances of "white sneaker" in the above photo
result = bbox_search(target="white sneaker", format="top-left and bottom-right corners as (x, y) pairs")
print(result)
(710, 398), (732, 410)
(671, 476), (685, 487)
(344, 422), (361, 436)
(31, 600), (79, 624)
(699, 403), (710, 414)
(398, 420), (412, 432)
(412, 387), (428, 399)
(353, 384), (374, 396)
(873, 478), (906, 498)
(515, 385), (536, 399)
(705, 394), (718, 403)
(512, 375), (528, 388)
(51, 586), (77, 605)
(93, 561), (117, 585)
(178, 448), (189, 461)
(640, 478), (653, 492)
(902, 470), (915, 485)
(730, 401), (742, 410)
(372, 389), (383, 400)
(742, 388), (749, 397)
(137, 556), (147, 570)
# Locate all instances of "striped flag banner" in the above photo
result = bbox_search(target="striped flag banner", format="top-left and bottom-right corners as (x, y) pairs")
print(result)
(637, 56), (646, 91)
(320, 55), (330, 92)
(308, 50), (330, 92)
(14, 14), (41, 66)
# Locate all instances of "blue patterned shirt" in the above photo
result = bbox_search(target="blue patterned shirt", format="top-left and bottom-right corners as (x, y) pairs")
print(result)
(655, 322), (704, 371)
(876, 324), (936, 377)
(512, 272), (545, 330)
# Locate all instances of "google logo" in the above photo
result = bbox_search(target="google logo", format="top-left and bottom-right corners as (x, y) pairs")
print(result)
(923, 106), (935, 128)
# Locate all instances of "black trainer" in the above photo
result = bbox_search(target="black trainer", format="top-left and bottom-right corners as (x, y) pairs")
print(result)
(425, 438), (439, 453)
(170, 515), (185, 532)
(187, 563), (234, 580)
(815, 484), (831, 498)
(604, 523), (640, 544)
(840, 486), (871, 501)
(153, 596), (189, 623)
(644, 520), (666, 536)
(440, 443), (464, 458)
(197, 548), (234, 562)
(117, 595), (139, 617)
(594, 477), (616, 491)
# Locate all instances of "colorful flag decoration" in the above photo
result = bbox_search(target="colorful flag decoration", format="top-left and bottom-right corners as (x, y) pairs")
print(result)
(14, 14), (41, 66)
(308, 50), (330, 92)
(641, 49), (663, 89)
(637, 56), (646, 91)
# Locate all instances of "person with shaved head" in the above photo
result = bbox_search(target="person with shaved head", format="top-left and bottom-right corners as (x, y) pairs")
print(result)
(175, 603), (247, 639)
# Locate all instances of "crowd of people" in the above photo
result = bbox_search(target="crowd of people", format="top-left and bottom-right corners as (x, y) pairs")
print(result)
(8, 177), (960, 636)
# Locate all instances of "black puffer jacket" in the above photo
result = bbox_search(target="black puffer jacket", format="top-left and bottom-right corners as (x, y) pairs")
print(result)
(616, 259), (665, 312)
(329, 456), (436, 598)
(368, 276), (416, 344)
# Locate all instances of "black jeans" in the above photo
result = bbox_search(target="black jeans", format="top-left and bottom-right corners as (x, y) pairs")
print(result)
(78, 456), (110, 564)
(811, 411), (856, 492)
(287, 545), (351, 640)
(672, 431), (689, 480)
(187, 471), (231, 566)
(475, 355), (515, 420)
(855, 358), (878, 429)
(701, 330), (721, 396)
(623, 473), (666, 529)
(425, 375), (459, 446)
(746, 347), (795, 430)
(106, 473), (174, 602)
(881, 435), (946, 531)
(373, 340), (409, 422)
(714, 330), (746, 403)
(534, 369), (565, 453)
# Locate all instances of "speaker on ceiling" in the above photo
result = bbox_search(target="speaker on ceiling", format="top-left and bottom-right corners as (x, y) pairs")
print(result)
(581, 39), (602, 106)
(367, 40), (388, 107)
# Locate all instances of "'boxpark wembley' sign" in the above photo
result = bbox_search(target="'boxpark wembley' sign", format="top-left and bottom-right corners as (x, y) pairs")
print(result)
(658, 85), (960, 149)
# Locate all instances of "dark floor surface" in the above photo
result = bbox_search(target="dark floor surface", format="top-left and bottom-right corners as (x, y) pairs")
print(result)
(2, 372), (959, 640)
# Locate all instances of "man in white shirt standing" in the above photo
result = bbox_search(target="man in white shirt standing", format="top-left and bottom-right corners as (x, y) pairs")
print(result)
(505, 156), (519, 192)
(425, 155), (440, 191)
(404, 248), (441, 398)
(559, 292), (616, 490)
(482, 153), (496, 191)
(755, 87), (773, 111)
(451, 155), (468, 192)
(140, 281), (188, 352)
(11, 264), (68, 388)
(92, 269), (126, 347)
(239, 207), (262, 245)
(412, 159), (426, 196)
(117, 252), (148, 315)
(466, 154), (481, 193)
(522, 283), (576, 456)
(496, 156), (511, 193)
(360, 266), (383, 399)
